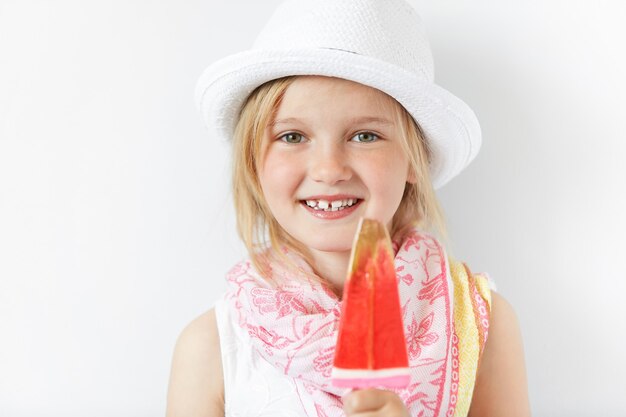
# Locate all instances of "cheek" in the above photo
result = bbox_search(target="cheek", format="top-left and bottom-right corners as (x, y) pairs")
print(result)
(370, 150), (410, 188)
(259, 150), (301, 201)
(363, 152), (410, 215)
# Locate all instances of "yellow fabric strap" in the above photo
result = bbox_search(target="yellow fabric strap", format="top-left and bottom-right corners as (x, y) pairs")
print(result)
(448, 258), (492, 417)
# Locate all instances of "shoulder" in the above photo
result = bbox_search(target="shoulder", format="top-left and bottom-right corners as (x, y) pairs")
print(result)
(166, 309), (224, 417)
(468, 292), (531, 416)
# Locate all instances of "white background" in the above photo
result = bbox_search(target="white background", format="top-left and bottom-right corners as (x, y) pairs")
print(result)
(1, 0), (625, 416)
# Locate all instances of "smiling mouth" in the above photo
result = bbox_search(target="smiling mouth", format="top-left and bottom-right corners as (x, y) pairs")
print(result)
(300, 198), (362, 212)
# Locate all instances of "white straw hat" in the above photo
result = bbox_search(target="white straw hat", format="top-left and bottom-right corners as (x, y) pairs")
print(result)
(195, 0), (481, 189)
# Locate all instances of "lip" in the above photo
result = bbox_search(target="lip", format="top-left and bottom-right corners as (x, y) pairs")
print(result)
(299, 198), (363, 220)
(300, 194), (361, 201)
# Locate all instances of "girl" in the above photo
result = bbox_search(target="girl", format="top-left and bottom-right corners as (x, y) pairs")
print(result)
(167, 0), (530, 416)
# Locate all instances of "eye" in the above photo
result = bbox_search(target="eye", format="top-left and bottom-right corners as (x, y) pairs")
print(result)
(351, 132), (379, 143)
(279, 132), (305, 144)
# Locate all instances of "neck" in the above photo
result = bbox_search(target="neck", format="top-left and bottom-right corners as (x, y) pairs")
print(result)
(308, 249), (352, 299)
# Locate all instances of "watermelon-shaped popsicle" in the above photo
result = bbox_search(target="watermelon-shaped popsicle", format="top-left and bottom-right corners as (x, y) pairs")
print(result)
(331, 218), (410, 388)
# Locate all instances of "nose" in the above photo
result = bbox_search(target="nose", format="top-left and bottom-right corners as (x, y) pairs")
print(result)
(308, 142), (352, 185)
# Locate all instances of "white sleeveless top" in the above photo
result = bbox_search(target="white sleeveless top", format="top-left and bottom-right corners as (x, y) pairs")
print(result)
(214, 298), (311, 417)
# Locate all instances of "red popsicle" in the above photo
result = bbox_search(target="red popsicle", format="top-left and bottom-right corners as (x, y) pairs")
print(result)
(331, 218), (410, 388)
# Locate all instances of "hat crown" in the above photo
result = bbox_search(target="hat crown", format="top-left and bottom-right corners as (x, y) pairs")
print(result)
(252, 0), (434, 81)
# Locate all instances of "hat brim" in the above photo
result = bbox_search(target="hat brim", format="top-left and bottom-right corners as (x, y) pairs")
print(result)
(195, 48), (480, 189)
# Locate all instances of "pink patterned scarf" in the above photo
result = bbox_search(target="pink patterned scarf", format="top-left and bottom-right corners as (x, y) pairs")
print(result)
(223, 228), (456, 417)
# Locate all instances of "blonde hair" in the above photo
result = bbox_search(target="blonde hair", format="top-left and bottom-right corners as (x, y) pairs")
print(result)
(231, 76), (446, 277)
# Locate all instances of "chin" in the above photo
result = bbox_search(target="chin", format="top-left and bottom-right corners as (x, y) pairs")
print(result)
(298, 234), (354, 254)
(309, 243), (353, 254)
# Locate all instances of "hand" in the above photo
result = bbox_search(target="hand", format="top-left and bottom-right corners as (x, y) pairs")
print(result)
(343, 388), (410, 417)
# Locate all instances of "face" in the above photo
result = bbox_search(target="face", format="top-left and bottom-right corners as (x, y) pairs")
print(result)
(258, 76), (415, 254)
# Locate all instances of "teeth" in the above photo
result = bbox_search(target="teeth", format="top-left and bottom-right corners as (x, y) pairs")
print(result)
(303, 198), (359, 211)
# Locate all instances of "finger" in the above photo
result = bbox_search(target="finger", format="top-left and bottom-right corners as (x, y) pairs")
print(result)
(343, 388), (390, 413)
(344, 412), (379, 417)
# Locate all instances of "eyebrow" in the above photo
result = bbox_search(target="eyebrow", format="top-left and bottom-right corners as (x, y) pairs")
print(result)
(269, 116), (393, 127)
